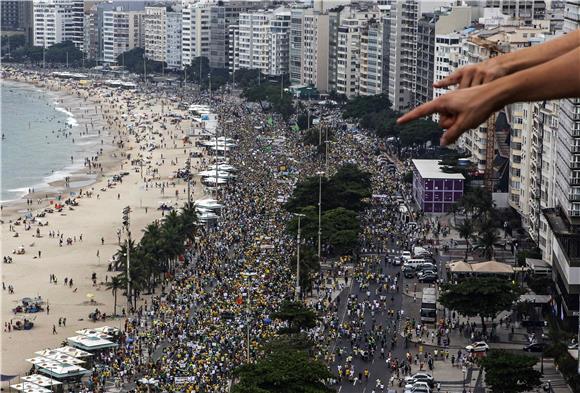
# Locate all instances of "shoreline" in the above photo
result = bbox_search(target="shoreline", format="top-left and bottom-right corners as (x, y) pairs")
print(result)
(1, 78), (121, 219)
(1, 69), (207, 375)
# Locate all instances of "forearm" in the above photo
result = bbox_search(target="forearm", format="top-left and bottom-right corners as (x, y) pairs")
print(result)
(492, 47), (580, 109)
(494, 29), (580, 74)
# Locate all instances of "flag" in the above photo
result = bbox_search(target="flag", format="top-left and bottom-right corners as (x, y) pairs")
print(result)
(236, 296), (243, 305)
(267, 117), (274, 126)
(291, 124), (300, 132)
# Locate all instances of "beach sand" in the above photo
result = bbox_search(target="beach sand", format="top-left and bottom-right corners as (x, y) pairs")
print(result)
(1, 73), (207, 375)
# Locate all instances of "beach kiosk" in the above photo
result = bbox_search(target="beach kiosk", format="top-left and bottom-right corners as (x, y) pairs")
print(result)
(67, 334), (118, 352)
(11, 374), (63, 393)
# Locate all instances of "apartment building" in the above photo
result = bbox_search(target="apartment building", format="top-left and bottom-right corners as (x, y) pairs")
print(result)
(385, 0), (418, 112)
(359, 19), (386, 96)
(102, 7), (144, 64)
(300, 10), (330, 92)
(182, 1), (226, 69)
(289, 8), (305, 84)
(543, 0), (580, 322)
(143, 5), (181, 70)
(485, 0), (546, 21)
(144, 6), (166, 63)
(33, 0), (84, 49)
(447, 24), (549, 173)
(83, 7), (98, 60)
(415, 5), (472, 106)
(267, 9), (291, 76)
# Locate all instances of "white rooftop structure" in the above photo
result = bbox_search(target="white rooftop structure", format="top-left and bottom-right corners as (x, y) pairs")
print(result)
(25, 358), (90, 378)
(67, 335), (118, 351)
(10, 383), (52, 393)
(412, 159), (465, 180)
(54, 346), (93, 358)
(33, 350), (85, 365)
(20, 374), (63, 387)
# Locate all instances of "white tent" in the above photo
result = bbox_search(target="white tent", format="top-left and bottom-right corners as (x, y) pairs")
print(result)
(197, 170), (234, 178)
(197, 211), (219, 222)
(207, 164), (236, 172)
(195, 199), (224, 210)
(10, 382), (52, 393)
(201, 176), (228, 185)
(20, 374), (63, 387)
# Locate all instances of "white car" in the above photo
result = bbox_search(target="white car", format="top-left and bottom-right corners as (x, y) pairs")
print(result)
(465, 341), (489, 352)
(401, 251), (412, 261)
(404, 381), (431, 392)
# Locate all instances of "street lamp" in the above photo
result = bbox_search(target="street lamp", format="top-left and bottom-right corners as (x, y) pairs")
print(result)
(316, 171), (325, 262)
(294, 213), (306, 301)
(462, 366), (467, 393)
(241, 271), (257, 363)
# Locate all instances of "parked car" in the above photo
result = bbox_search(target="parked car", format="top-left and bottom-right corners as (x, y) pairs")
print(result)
(404, 381), (431, 393)
(418, 272), (438, 283)
(401, 251), (412, 261)
(416, 263), (437, 272)
(523, 342), (548, 352)
(403, 267), (415, 278)
(465, 341), (489, 352)
(404, 373), (435, 388)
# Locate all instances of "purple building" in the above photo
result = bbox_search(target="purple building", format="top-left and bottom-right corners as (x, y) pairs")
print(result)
(412, 160), (465, 214)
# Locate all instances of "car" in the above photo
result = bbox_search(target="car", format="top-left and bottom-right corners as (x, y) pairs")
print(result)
(465, 341), (489, 352)
(404, 373), (435, 388)
(568, 341), (578, 350)
(523, 342), (548, 352)
(416, 263), (437, 272)
(401, 251), (412, 261)
(417, 270), (437, 279)
(418, 273), (438, 283)
(404, 383), (431, 393)
(404, 268), (415, 279)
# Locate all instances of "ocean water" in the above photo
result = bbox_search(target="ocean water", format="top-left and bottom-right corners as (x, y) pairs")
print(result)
(0, 81), (91, 202)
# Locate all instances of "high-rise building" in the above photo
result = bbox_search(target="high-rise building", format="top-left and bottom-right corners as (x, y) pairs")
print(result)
(102, 8), (144, 64)
(484, 0), (546, 21)
(33, 0), (84, 49)
(232, 7), (290, 77)
(300, 10), (330, 92)
(385, 0), (418, 112)
(83, 7), (98, 60)
(543, 0), (580, 322)
(415, 5), (472, 106)
(182, 1), (226, 69)
(2, 1), (33, 43)
(166, 10), (182, 70)
(359, 19), (386, 96)
(289, 8), (306, 84)
(144, 6), (167, 64)
(433, 32), (465, 123)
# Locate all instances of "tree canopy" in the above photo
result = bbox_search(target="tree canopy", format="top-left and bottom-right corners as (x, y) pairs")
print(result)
(342, 94), (443, 147)
(271, 301), (318, 334)
(117, 47), (165, 75)
(439, 277), (524, 331)
(481, 350), (542, 393)
(232, 340), (333, 393)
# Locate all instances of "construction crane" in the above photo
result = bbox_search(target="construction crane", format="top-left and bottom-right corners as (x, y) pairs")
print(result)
(470, 36), (504, 192)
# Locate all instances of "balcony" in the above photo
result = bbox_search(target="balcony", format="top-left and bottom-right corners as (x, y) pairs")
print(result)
(572, 162), (580, 169)
(571, 178), (580, 186)
(570, 194), (580, 202)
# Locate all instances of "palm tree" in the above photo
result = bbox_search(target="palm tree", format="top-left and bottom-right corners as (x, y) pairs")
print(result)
(179, 202), (198, 242)
(106, 275), (123, 316)
(455, 219), (475, 261)
(474, 227), (502, 260)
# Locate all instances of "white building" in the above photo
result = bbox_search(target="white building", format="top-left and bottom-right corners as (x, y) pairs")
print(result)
(102, 8), (144, 65)
(300, 10), (330, 92)
(232, 8), (290, 77)
(33, 0), (84, 49)
(359, 19), (386, 96)
(182, 1), (226, 69)
(385, 0), (419, 112)
(543, 0), (580, 322)
(289, 8), (306, 84)
(144, 6), (182, 70)
(433, 31), (466, 123)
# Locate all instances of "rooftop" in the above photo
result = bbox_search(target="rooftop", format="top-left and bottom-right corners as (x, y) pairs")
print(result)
(412, 159), (465, 180)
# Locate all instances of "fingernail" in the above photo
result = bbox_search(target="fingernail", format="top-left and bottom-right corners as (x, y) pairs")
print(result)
(440, 137), (448, 147)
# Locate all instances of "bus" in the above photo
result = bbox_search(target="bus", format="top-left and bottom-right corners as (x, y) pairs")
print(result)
(420, 287), (437, 323)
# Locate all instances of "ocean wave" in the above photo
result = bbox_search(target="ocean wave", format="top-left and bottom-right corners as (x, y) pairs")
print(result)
(54, 106), (78, 127)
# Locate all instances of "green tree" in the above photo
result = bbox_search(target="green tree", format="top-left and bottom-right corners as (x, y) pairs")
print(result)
(272, 301), (318, 334)
(455, 219), (475, 261)
(116, 47), (166, 75)
(233, 68), (262, 88)
(481, 350), (542, 393)
(474, 224), (502, 260)
(439, 277), (524, 331)
(232, 345), (334, 393)
(105, 275), (123, 316)
(321, 208), (359, 256)
(45, 41), (83, 64)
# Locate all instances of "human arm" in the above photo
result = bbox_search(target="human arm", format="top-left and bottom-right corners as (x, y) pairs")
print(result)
(435, 29), (580, 89)
(398, 46), (580, 146)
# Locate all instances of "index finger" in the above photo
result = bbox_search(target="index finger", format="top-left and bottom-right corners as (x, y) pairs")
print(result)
(397, 100), (440, 125)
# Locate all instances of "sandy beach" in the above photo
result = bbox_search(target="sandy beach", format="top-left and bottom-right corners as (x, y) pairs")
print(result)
(1, 70), (207, 375)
